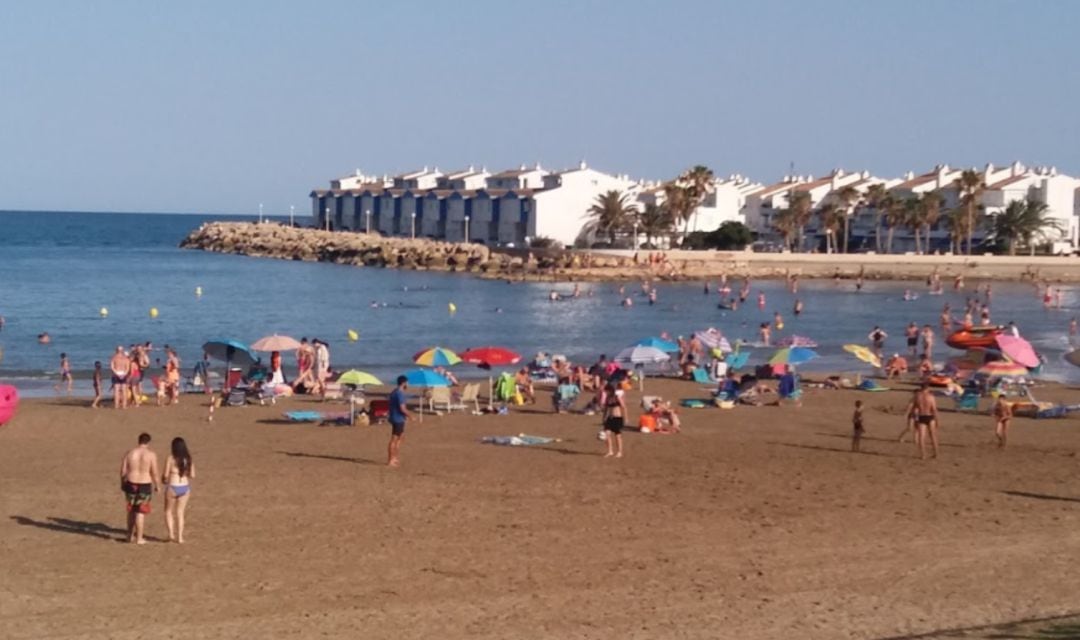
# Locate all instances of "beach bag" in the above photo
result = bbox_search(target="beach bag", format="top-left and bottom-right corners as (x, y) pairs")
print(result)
(512, 392), (524, 406)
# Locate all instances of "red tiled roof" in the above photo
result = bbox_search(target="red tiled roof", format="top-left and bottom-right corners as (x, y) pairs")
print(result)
(987, 175), (1030, 190)
(756, 181), (802, 198)
(792, 177), (834, 193)
(893, 173), (937, 190)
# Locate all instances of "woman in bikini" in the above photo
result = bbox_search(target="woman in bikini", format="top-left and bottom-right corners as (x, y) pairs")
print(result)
(601, 381), (627, 458)
(162, 437), (195, 543)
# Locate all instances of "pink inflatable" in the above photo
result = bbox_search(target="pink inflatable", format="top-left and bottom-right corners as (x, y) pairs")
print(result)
(0, 385), (18, 426)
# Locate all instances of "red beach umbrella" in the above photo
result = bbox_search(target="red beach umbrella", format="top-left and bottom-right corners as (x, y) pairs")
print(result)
(459, 347), (522, 367)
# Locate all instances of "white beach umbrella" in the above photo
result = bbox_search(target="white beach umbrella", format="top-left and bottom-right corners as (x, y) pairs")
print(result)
(614, 345), (671, 391)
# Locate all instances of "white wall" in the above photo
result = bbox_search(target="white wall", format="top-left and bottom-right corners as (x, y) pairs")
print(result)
(533, 168), (638, 246)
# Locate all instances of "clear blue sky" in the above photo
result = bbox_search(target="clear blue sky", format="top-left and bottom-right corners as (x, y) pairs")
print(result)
(1, 1), (1077, 215)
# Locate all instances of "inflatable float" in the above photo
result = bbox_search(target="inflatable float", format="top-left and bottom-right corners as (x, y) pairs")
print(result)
(946, 326), (1003, 350)
(0, 385), (19, 427)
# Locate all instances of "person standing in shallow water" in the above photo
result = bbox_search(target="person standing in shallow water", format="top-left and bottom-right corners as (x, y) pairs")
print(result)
(162, 437), (195, 543)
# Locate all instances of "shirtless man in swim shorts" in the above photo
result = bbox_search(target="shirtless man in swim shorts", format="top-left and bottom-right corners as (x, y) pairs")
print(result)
(110, 347), (131, 409)
(120, 433), (160, 544)
(911, 383), (940, 460)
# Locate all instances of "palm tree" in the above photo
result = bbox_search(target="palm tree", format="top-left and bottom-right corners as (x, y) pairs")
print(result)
(955, 169), (985, 254)
(668, 165), (715, 241)
(918, 191), (943, 254)
(944, 207), (969, 255)
(771, 208), (798, 251)
(789, 191), (813, 252)
(903, 197), (924, 254)
(881, 195), (906, 254)
(834, 184), (860, 253)
(991, 199), (1062, 255)
(817, 203), (845, 253)
(586, 190), (636, 245)
(864, 183), (889, 253)
(662, 181), (693, 244)
(636, 202), (673, 248)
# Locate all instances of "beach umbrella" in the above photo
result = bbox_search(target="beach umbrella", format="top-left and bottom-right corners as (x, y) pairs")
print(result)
(768, 346), (818, 366)
(413, 347), (461, 367)
(977, 359), (1029, 378)
(948, 347), (1002, 372)
(202, 339), (258, 390)
(995, 334), (1040, 368)
(778, 335), (818, 348)
(636, 336), (679, 352)
(336, 370), (382, 387)
(460, 346), (522, 410)
(614, 345), (671, 391)
(459, 347), (522, 366)
(843, 344), (881, 369)
(250, 334), (302, 352)
(401, 368), (451, 421)
(1065, 348), (1080, 368)
(693, 328), (725, 350)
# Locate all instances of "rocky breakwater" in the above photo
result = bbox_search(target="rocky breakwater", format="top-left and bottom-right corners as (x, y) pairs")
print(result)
(180, 222), (501, 273)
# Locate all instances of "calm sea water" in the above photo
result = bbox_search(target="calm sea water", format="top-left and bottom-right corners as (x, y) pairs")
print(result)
(1, 210), (1077, 396)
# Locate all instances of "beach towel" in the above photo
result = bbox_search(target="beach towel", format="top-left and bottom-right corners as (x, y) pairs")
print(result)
(680, 399), (710, 409)
(283, 410), (352, 425)
(480, 434), (559, 447)
(858, 380), (890, 392)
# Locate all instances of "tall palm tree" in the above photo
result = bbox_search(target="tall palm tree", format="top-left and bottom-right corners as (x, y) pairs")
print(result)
(903, 197), (924, 254)
(881, 195), (906, 254)
(834, 184), (860, 253)
(674, 165), (715, 239)
(817, 203), (845, 253)
(771, 208), (798, 251)
(918, 191), (943, 254)
(636, 202), (673, 248)
(864, 183), (889, 253)
(586, 190), (636, 245)
(662, 181), (694, 244)
(789, 191), (814, 252)
(955, 169), (985, 255)
(991, 199), (1062, 255)
(944, 207), (969, 255)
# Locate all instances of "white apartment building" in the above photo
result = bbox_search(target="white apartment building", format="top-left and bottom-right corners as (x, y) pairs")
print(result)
(637, 175), (762, 235)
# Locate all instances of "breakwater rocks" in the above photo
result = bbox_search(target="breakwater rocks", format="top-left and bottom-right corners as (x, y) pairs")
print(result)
(179, 222), (642, 280)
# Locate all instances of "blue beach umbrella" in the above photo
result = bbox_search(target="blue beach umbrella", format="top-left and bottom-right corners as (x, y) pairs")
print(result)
(635, 336), (679, 352)
(402, 368), (450, 387)
(201, 339), (258, 368)
(768, 346), (818, 366)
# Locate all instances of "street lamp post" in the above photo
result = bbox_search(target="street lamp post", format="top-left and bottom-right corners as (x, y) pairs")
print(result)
(289, 205), (295, 227)
(365, 209), (371, 234)
(325, 207), (330, 231)
(411, 212), (417, 238)
(633, 220), (639, 250)
(258, 203), (263, 224)
(464, 215), (470, 243)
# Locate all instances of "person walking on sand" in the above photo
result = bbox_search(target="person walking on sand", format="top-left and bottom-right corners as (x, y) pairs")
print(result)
(911, 383), (940, 460)
(601, 381), (627, 458)
(91, 361), (103, 408)
(54, 352), (73, 395)
(387, 375), (411, 467)
(110, 346), (131, 409)
(851, 400), (865, 452)
(120, 433), (160, 544)
(993, 395), (1013, 448)
(162, 437), (195, 543)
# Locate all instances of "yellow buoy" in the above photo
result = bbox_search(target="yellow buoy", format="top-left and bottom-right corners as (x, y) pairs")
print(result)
(347, 329), (359, 342)
(99, 307), (109, 318)
(195, 286), (203, 297)
(448, 302), (457, 316)
(149, 307), (159, 319)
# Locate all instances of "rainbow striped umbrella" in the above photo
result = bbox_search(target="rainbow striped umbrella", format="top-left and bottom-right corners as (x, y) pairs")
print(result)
(977, 359), (1029, 378)
(413, 347), (461, 367)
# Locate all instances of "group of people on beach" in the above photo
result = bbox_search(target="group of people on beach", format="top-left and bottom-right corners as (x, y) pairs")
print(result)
(100, 343), (182, 409)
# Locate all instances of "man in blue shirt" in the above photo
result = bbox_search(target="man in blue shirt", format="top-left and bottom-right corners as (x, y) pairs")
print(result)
(387, 375), (411, 467)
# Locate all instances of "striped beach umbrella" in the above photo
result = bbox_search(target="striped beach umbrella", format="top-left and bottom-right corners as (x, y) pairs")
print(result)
(413, 347), (461, 367)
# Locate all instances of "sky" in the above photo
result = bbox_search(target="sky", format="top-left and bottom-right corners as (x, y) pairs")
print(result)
(1, 0), (1078, 215)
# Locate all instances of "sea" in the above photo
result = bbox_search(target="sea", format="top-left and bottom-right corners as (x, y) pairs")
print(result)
(1, 210), (1077, 396)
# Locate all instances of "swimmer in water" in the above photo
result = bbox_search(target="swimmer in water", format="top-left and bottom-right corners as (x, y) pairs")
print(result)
(38, 332), (51, 345)
(757, 292), (766, 311)
(549, 290), (560, 302)
(703, 281), (710, 295)
(773, 311), (784, 331)
(793, 299), (803, 317)
(648, 289), (657, 306)
(622, 297), (633, 308)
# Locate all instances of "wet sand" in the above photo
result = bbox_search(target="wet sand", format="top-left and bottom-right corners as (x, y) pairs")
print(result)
(3, 378), (1080, 639)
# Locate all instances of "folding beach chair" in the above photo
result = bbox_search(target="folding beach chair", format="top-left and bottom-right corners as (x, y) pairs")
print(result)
(954, 391), (980, 412)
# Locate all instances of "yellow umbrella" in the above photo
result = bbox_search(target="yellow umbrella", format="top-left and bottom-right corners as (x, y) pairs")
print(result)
(843, 344), (881, 369)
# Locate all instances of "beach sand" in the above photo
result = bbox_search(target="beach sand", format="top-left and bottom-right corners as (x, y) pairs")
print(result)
(3, 379), (1080, 639)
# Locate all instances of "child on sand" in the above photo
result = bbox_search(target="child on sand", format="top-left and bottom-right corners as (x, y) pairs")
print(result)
(851, 400), (865, 452)
(91, 361), (103, 408)
(993, 396), (1012, 448)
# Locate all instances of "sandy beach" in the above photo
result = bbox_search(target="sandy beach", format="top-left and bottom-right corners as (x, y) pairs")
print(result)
(4, 378), (1080, 639)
